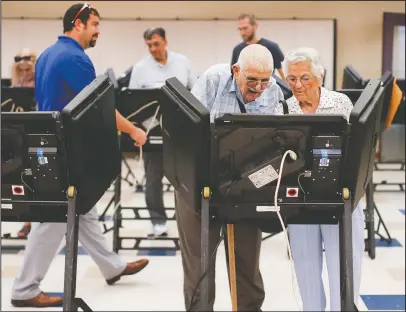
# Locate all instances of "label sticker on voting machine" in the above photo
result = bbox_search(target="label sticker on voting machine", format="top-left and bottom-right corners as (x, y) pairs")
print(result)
(256, 205), (279, 212)
(142, 116), (160, 131)
(248, 164), (279, 188)
(1, 203), (12, 209)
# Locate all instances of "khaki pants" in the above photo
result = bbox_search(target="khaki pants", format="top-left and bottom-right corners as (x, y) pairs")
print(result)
(174, 191), (265, 311)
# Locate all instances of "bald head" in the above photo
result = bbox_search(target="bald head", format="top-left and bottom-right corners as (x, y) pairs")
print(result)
(235, 44), (274, 73)
(232, 44), (274, 104)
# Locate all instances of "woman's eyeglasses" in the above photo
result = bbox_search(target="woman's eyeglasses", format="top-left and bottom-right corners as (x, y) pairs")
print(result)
(14, 56), (32, 63)
(286, 75), (313, 86)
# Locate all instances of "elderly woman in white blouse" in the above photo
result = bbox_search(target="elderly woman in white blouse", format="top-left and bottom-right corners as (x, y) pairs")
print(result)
(274, 47), (365, 311)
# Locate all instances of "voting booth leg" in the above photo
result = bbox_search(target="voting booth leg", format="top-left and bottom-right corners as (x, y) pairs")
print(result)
(365, 180), (392, 259)
(99, 135), (126, 235)
(340, 188), (358, 312)
(113, 174), (122, 253)
(199, 187), (211, 312)
(365, 181), (376, 259)
(370, 179), (393, 244)
(113, 132), (124, 253)
(63, 186), (92, 312)
(121, 157), (135, 187)
(373, 201), (393, 244)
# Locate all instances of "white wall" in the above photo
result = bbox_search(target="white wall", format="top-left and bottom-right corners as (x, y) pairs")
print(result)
(1, 18), (336, 89)
(2, 1), (405, 87)
(393, 26), (405, 79)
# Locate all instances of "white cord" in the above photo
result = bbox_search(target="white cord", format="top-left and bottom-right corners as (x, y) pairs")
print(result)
(1, 99), (15, 112)
(1, 98), (14, 107)
(124, 101), (162, 185)
(138, 104), (161, 162)
(297, 173), (306, 198)
(274, 150), (303, 311)
(126, 100), (158, 120)
(1, 99), (24, 112)
(20, 171), (33, 192)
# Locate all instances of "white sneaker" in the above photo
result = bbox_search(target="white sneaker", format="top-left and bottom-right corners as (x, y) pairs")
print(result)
(147, 224), (168, 237)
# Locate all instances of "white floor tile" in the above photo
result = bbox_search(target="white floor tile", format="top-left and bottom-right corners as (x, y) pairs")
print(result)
(2, 163), (405, 311)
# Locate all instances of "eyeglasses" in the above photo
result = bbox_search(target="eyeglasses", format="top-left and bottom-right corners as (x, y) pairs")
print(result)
(286, 75), (314, 86)
(71, 2), (92, 24)
(14, 56), (32, 63)
(242, 71), (271, 89)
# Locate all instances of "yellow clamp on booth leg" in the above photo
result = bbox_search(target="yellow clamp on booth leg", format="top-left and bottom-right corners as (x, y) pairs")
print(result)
(342, 188), (350, 200)
(203, 187), (211, 199)
(67, 186), (76, 198)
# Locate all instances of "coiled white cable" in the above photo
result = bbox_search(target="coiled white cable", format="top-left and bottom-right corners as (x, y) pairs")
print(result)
(125, 100), (158, 120)
(124, 101), (162, 184)
(1, 98), (13, 108)
(107, 103), (161, 219)
(1, 99), (24, 112)
(274, 150), (303, 311)
(20, 171), (33, 192)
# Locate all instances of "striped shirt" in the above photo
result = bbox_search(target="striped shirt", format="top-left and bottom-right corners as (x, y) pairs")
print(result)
(191, 64), (284, 122)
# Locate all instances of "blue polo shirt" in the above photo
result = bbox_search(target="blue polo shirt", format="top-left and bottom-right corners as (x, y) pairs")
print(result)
(35, 36), (96, 112)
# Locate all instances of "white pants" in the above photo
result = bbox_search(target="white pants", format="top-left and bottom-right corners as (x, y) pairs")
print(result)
(12, 206), (126, 300)
(288, 202), (365, 311)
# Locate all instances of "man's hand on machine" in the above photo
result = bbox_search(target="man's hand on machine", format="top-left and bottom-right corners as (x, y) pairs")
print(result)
(130, 126), (147, 147)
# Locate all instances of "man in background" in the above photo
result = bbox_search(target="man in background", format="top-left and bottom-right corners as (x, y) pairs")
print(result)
(129, 27), (195, 237)
(231, 13), (286, 80)
(11, 3), (149, 308)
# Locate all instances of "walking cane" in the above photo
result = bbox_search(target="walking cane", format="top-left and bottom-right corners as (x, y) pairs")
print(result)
(227, 224), (238, 311)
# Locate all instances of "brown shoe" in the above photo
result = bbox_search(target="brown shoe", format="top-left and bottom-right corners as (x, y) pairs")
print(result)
(17, 223), (31, 238)
(106, 259), (149, 285)
(11, 292), (63, 308)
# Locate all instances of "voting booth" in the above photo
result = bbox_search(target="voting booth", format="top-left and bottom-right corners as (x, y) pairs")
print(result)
(161, 77), (389, 312)
(1, 74), (120, 312)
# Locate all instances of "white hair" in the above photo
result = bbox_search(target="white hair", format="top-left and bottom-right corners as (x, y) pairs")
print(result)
(283, 47), (325, 79)
(236, 44), (274, 72)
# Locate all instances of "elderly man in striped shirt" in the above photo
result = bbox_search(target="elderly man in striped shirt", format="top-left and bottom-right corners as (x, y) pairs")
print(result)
(175, 44), (284, 311)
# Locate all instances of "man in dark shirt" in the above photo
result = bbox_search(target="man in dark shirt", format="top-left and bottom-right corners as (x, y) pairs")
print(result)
(11, 3), (149, 308)
(231, 13), (286, 80)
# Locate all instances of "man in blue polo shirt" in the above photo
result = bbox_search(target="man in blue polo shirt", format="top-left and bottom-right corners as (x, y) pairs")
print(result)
(11, 3), (149, 308)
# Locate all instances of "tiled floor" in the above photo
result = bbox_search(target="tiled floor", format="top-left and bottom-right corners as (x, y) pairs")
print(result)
(1, 160), (405, 311)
